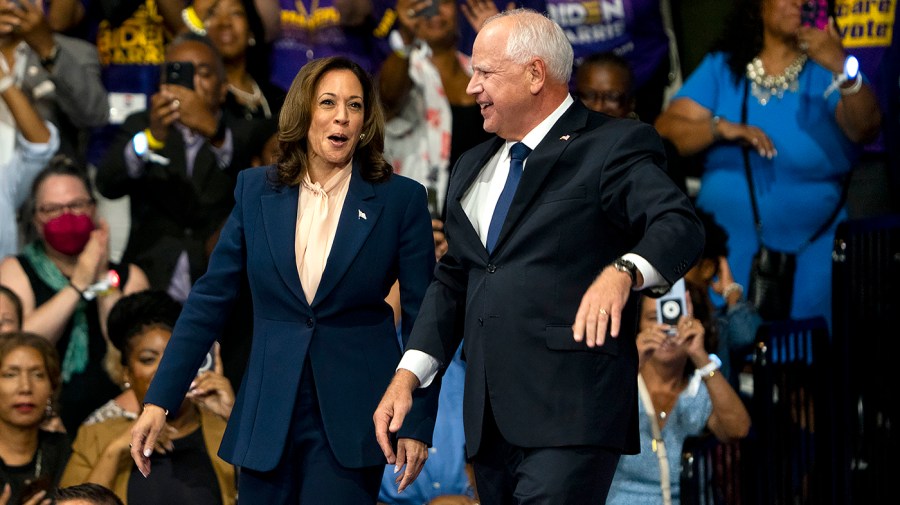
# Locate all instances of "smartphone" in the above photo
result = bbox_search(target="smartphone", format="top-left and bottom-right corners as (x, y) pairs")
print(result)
(20, 476), (53, 503)
(801, 0), (827, 30)
(197, 346), (216, 376)
(656, 278), (687, 336)
(417, 0), (438, 18)
(162, 61), (195, 90)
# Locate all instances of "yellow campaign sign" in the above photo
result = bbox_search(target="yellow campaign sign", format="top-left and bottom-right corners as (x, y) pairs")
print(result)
(835, 0), (895, 48)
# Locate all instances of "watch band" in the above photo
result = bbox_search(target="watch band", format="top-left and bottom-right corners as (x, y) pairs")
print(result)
(613, 258), (637, 286)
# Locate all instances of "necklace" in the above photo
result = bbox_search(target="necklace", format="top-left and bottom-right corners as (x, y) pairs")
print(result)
(745, 53), (807, 105)
(228, 79), (272, 119)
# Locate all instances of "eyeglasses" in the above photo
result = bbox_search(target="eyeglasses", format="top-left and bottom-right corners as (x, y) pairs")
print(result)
(577, 90), (630, 108)
(37, 199), (95, 219)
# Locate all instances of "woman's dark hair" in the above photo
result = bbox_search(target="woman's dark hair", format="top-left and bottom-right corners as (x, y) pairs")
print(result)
(682, 280), (720, 379)
(29, 155), (95, 215)
(696, 208), (730, 260)
(107, 291), (182, 366)
(56, 483), (124, 505)
(204, 0), (270, 83)
(0, 331), (62, 394)
(712, 0), (765, 83)
(576, 51), (634, 94)
(274, 56), (390, 186)
(0, 285), (23, 330)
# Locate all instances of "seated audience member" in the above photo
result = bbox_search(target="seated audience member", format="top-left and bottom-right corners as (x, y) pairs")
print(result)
(575, 51), (688, 193)
(606, 294), (751, 504)
(0, 158), (150, 434)
(56, 483), (123, 505)
(95, 33), (250, 302)
(685, 210), (761, 384)
(575, 52), (637, 119)
(0, 332), (70, 505)
(0, 286), (21, 333)
(0, 61), (59, 258)
(0, 0), (107, 160)
(654, 0), (881, 326)
(61, 290), (236, 505)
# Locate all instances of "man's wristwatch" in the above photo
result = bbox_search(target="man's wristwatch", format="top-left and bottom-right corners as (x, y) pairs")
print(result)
(612, 257), (637, 287)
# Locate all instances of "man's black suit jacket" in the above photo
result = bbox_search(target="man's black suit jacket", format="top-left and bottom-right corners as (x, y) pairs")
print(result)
(96, 112), (251, 291)
(407, 100), (704, 457)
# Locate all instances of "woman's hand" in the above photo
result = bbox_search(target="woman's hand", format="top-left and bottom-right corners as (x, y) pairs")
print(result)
(130, 404), (169, 477)
(186, 344), (235, 420)
(0, 483), (51, 505)
(716, 117), (777, 159)
(636, 323), (669, 369)
(798, 16), (846, 74)
(392, 437), (428, 493)
(461, 0), (512, 32)
(71, 219), (110, 289)
(394, 0), (430, 43)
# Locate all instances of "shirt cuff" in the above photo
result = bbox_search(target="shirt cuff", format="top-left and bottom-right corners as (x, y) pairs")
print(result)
(621, 253), (663, 290)
(123, 138), (146, 178)
(398, 349), (441, 388)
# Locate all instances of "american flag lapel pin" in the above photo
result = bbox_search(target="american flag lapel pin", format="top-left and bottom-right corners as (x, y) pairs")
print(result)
(560, 134), (570, 141)
(358, 209), (367, 220)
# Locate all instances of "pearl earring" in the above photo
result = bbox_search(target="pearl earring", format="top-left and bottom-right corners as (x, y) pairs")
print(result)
(248, 36), (256, 47)
(360, 133), (366, 140)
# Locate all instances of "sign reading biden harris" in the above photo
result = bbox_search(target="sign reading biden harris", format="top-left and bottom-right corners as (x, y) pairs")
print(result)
(544, 0), (669, 88)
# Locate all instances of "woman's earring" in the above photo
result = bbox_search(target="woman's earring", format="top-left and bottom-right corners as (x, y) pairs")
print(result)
(248, 36), (256, 47)
(44, 399), (54, 419)
(123, 381), (131, 389)
(359, 133), (366, 140)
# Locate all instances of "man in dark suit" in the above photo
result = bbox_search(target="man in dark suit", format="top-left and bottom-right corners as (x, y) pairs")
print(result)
(95, 33), (251, 301)
(375, 9), (704, 503)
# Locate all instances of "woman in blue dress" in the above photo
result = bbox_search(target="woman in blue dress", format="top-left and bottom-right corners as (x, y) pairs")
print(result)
(655, 0), (881, 326)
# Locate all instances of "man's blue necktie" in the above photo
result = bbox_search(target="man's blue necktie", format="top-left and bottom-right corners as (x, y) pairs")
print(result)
(486, 142), (531, 253)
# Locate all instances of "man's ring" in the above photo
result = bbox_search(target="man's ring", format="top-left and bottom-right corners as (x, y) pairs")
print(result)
(128, 443), (133, 448)
(407, 8), (416, 17)
(172, 99), (180, 109)
(686, 320), (693, 328)
(598, 308), (609, 316)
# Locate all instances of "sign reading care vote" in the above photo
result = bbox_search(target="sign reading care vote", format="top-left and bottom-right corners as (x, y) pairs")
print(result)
(836, 0), (895, 48)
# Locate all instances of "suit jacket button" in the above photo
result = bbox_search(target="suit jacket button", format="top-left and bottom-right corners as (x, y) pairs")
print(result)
(486, 264), (497, 273)
(306, 318), (314, 328)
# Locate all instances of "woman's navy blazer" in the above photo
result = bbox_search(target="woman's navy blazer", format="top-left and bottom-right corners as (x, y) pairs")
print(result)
(143, 163), (437, 471)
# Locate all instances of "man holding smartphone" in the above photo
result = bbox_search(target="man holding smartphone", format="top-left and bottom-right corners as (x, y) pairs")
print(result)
(96, 33), (250, 302)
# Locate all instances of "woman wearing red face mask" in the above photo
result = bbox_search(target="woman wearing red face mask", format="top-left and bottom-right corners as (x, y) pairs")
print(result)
(0, 157), (149, 436)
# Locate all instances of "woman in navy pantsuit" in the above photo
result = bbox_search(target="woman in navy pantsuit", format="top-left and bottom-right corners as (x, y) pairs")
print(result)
(128, 57), (437, 504)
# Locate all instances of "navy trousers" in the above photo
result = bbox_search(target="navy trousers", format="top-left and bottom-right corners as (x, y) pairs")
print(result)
(237, 359), (382, 504)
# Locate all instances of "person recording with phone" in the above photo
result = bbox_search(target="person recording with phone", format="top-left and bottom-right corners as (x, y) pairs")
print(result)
(95, 33), (252, 303)
(61, 291), (236, 505)
(655, 0), (881, 327)
(606, 289), (750, 505)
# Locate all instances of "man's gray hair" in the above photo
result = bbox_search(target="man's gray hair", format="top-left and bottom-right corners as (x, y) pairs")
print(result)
(483, 8), (573, 84)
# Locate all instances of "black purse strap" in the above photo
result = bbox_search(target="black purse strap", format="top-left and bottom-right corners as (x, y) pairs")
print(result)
(739, 78), (848, 252)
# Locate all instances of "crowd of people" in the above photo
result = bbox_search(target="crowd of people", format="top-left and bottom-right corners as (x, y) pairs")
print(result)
(0, 0), (895, 504)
